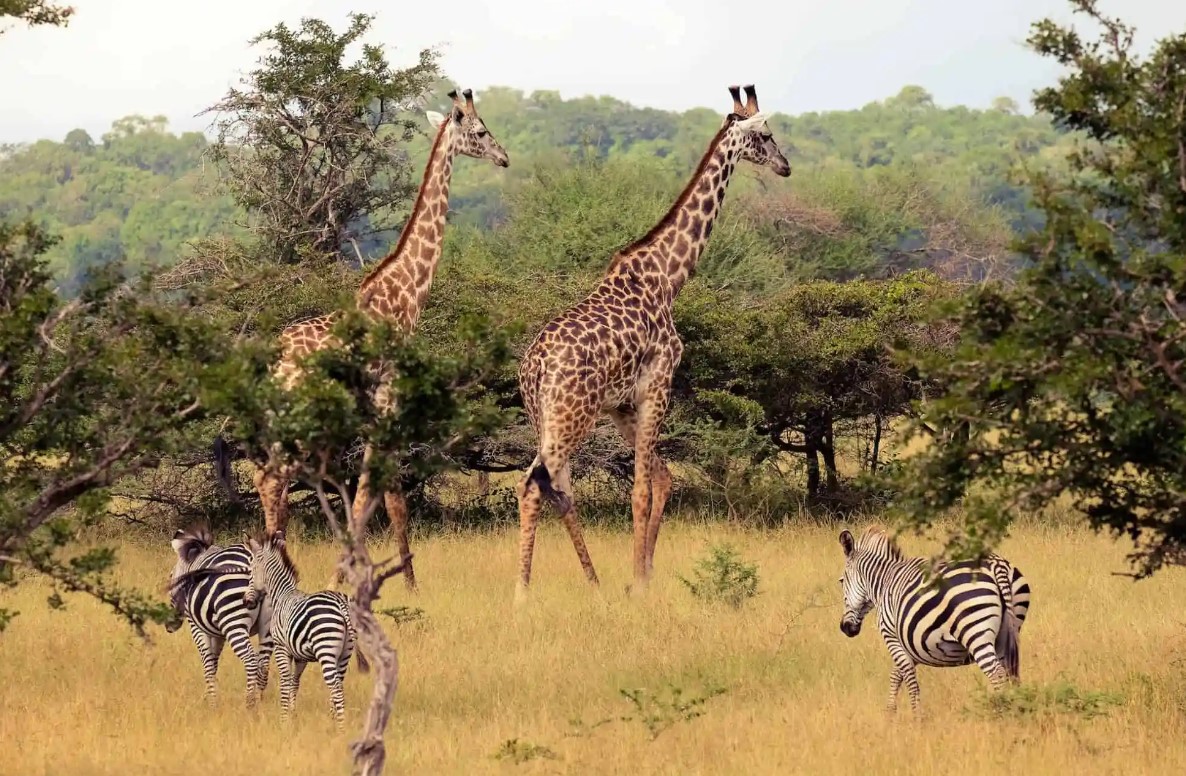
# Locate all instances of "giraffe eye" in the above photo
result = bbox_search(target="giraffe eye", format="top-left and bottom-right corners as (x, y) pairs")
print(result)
(476, 130), (488, 138)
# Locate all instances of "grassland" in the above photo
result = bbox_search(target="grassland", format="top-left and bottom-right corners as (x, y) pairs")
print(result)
(2, 517), (1184, 776)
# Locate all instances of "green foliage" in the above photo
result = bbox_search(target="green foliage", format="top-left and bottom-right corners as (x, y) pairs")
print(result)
(203, 12), (440, 266)
(0, 220), (249, 634)
(0, 0), (72, 31)
(966, 679), (1123, 721)
(491, 739), (558, 764)
(679, 544), (760, 608)
(888, 1), (1186, 575)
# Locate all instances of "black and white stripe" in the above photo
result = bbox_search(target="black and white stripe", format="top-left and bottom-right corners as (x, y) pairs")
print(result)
(168, 526), (273, 706)
(838, 527), (1031, 712)
(243, 530), (366, 726)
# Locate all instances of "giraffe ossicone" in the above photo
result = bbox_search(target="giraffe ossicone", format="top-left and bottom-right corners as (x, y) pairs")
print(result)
(513, 83), (791, 601)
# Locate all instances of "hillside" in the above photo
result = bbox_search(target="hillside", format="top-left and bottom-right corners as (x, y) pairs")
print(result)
(0, 84), (1072, 290)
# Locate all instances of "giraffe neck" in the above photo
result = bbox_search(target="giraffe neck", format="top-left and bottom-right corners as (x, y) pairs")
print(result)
(608, 126), (743, 298)
(356, 122), (455, 331)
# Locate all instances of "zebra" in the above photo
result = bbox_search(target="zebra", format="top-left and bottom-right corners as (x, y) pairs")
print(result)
(168, 525), (273, 706)
(242, 530), (368, 726)
(837, 526), (1031, 712)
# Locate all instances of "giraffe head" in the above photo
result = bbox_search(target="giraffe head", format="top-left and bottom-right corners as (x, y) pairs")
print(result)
(723, 84), (790, 178)
(426, 88), (509, 168)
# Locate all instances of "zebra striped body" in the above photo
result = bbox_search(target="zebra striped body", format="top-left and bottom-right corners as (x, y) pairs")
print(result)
(169, 526), (273, 706)
(838, 527), (1031, 712)
(244, 531), (364, 726)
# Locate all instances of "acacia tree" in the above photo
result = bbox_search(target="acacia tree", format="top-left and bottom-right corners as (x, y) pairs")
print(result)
(890, 0), (1186, 575)
(0, 221), (246, 634)
(205, 310), (510, 775)
(0, 0), (72, 32)
(203, 12), (440, 267)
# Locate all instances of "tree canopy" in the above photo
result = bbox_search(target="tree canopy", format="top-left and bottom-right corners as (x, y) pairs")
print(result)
(889, 0), (1186, 576)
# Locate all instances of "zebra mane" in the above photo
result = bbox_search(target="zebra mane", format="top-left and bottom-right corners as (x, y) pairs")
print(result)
(248, 530), (300, 583)
(856, 526), (906, 561)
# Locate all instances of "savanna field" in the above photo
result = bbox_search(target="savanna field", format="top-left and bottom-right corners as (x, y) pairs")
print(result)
(3, 516), (1184, 776)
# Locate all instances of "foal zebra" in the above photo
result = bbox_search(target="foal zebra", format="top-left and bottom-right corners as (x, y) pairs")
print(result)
(168, 526), (273, 706)
(838, 526), (1031, 712)
(243, 530), (367, 726)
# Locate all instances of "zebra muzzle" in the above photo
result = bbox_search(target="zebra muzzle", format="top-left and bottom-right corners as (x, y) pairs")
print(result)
(840, 618), (861, 637)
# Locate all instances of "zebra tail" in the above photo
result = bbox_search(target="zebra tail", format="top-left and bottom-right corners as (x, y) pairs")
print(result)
(355, 646), (371, 674)
(528, 461), (571, 514)
(993, 563), (1022, 682)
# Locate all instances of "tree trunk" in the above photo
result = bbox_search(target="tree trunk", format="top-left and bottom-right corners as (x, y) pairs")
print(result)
(805, 444), (821, 496)
(348, 585), (399, 776)
(820, 417), (839, 493)
(476, 470), (490, 497)
(870, 414), (883, 474)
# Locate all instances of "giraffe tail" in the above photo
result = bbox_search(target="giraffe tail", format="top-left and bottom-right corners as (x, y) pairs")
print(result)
(212, 435), (241, 503)
(528, 461), (572, 515)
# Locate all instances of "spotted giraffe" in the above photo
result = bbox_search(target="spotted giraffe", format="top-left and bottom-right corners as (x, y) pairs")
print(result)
(514, 85), (790, 600)
(244, 89), (509, 592)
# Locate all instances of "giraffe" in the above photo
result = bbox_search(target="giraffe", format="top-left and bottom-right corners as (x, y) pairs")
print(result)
(247, 88), (509, 592)
(513, 85), (789, 601)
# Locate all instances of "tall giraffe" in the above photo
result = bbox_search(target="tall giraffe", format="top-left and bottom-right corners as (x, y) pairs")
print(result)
(249, 89), (509, 592)
(514, 85), (789, 600)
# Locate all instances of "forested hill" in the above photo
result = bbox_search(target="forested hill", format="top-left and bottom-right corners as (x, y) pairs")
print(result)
(0, 85), (1071, 289)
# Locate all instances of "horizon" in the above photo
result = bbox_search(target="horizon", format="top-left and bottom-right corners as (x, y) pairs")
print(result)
(2, 0), (1183, 145)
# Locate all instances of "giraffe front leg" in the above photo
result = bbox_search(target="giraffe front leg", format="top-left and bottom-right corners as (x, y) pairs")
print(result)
(384, 488), (417, 592)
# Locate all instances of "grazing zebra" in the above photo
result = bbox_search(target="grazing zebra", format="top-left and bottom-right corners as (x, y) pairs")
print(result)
(243, 530), (368, 726)
(837, 526), (1031, 712)
(168, 525), (273, 706)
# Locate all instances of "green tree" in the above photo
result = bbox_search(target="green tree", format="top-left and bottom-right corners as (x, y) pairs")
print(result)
(0, 0), (72, 32)
(203, 12), (440, 266)
(890, 0), (1186, 575)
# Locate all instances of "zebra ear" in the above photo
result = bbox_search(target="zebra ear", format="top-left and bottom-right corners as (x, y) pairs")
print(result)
(273, 530), (286, 548)
(839, 529), (855, 557)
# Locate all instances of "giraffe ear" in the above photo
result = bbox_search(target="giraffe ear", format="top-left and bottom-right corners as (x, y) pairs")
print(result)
(425, 110), (445, 129)
(734, 112), (769, 132)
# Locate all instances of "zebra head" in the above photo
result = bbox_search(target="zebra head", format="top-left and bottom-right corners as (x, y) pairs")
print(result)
(243, 530), (298, 608)
(167, 525), (214, 631)
(838, 529), (875, 637)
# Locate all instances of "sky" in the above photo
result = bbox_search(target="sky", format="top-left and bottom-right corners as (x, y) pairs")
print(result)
(1, 0), (1184, 143)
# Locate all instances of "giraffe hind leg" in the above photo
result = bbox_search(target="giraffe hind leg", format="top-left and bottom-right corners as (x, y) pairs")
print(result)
(551, 463), (598, 586)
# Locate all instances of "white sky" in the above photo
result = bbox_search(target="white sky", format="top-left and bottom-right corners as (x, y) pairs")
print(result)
(1, 0), (1183, 142)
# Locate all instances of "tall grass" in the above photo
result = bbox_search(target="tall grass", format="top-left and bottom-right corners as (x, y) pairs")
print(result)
(1, 520), (1184, 775)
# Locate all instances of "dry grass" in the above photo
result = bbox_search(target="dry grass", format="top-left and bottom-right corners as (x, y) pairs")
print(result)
(2, 519), (1185, 775)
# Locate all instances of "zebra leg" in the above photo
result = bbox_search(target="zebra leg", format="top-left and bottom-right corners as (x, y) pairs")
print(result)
(885, 668), (904, 713)
(193, 626), (223, 704)
(318, 653), (347, 728)
(256, 630), (274, 692)
(277, 651), (297, 722)
(225, 626), (261, 708)
(968, 634), (1010, 691)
